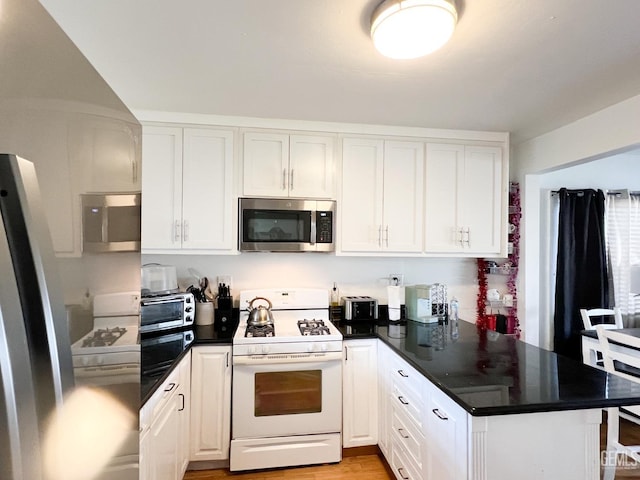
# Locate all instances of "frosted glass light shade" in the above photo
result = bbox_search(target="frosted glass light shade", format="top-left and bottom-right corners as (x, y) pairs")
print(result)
(371, 0), (458, 59)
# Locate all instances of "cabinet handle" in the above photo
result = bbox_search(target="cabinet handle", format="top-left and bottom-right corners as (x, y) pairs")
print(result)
(226, 351), (229, 368)
(344, 345), (348, 361)
(398, 396), (409, 405)
(464, 227), (470, 247)
(385, 225), (389, 247)
(397, 369), (408, 378)
(290, 169), (294, 190)
(378, 225), (382, 247)
(132, 160), (137, 184)
(183, 220), (189, 242)
(397, 427), (410, 439)
(397, 467), (410, 480)
(458, 227), (464, 247)
(432, 408), (449, 420)
(282, 169), (287, 190)
(164, 382), (176, 393)
(178, 393), (185, 411)
(174, 220), (181, 242)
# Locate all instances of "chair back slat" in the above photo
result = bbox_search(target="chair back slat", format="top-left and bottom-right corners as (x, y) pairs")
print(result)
(580, 307), (624, 330)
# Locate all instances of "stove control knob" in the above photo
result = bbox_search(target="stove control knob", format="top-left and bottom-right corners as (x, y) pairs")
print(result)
(248, 346), (256, 355)
(306, 344), (314, 353)
(96, 356), (104, 365)
(320, 344), (328, 352)
(81, 357), (89, 366)
(261, 345), (270, 354)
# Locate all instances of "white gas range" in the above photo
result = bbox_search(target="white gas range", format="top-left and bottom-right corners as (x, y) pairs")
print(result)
(230, 288), (343, 472)
(71, 291), (140, 386)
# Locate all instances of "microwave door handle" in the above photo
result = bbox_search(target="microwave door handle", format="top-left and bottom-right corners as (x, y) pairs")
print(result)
(141, 297), (181, 306)
(310, 212), (316, 246)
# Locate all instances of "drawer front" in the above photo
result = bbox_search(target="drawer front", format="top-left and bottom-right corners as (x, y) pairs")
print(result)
(390, 438), (422, 480)
(391, 403), (425, 469)
(388, 357), (423, 403)
(391, 380), (424, 430)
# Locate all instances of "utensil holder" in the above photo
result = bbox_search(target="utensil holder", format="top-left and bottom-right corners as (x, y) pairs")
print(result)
(195, 302), (214, 326)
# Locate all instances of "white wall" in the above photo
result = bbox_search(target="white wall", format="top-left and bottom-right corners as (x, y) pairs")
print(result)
(143, 253), (480, 321)
(513, 94), (640, 348)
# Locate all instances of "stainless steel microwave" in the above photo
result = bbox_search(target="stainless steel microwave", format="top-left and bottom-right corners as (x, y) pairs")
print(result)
(81, 193), (141, 253)
(239, 197), (336, 252)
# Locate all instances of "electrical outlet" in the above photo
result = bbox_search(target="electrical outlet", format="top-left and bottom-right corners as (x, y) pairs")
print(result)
(217, 275), (232, 288)
(389, 274), (404, 286)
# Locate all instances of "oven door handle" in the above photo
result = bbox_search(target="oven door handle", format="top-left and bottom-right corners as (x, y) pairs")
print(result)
(233, 351), (342, 365)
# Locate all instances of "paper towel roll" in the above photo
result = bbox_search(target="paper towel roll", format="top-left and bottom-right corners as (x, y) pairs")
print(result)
(387, 285), (401, 321)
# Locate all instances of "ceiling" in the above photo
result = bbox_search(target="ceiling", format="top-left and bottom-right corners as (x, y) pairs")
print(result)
(39, 0), (640, 144)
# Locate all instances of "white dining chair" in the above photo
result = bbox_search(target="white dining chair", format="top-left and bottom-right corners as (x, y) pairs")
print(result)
(595, 325), (640, 480)
(580, 308), (624, 368)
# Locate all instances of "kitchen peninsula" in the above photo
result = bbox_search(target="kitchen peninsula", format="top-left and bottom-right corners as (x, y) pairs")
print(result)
(141, 318), (640, 480)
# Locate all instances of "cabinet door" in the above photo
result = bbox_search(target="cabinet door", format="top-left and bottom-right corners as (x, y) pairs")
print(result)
(141, 126), (183, 250)
(382, 141), (424, 252)
(427, 386), (468, 480)
(84, 118), (141, 193)
(182, 128), (235, 250)
(190, 346), (232, 461)
(343, 339), (378, 448)
(148, 393), (180, 480)
(177, 352), (191, 477)
(289, 135), (335, 198)
(424, 143), (464, 253)
(461, 145), (504, 255)
(340, 138), (384, 252)
(243, 132), (289, 197)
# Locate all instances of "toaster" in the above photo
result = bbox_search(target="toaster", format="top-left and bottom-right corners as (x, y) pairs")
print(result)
(342, 296), (378, 321)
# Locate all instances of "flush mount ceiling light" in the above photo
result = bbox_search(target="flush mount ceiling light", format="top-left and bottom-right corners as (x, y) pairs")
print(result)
(370, 0), (458, 59)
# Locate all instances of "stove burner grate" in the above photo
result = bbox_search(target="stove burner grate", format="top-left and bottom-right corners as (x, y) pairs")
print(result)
(81, 327), (127, 347)
(245, 324), (275, 338)
(298, 319), (330, 336)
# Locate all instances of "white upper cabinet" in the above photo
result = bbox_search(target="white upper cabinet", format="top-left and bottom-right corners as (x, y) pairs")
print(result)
(243, 131), (335, 199)
(340, 137), (424, 254)
(141, 125), (234, 253)
(424, 143), (505, 256)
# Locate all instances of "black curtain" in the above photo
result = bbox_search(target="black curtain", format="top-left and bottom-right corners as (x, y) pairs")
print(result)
(553, 188), (608, 360)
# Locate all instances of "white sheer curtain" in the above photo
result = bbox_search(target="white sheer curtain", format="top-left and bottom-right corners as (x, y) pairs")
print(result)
(606, 191), (640, 326)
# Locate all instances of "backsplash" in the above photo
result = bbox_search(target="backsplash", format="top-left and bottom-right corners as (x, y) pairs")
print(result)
(142, 253), (480, 321)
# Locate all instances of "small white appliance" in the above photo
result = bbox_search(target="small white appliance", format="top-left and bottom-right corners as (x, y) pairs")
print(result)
(230, 288), (343, 472)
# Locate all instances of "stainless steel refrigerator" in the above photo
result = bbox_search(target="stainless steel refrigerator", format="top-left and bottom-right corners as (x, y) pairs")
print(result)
(1, 155), (139, 480)
(0, 1), (142, 479)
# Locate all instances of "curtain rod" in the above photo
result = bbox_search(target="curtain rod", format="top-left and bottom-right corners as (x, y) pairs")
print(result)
(550, 190), (640, 196)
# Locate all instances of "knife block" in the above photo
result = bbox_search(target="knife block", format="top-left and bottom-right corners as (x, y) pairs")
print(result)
(215, 296), (233, 327)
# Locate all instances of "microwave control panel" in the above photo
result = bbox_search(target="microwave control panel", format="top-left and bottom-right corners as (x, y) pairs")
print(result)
(316, 211), (333, 243)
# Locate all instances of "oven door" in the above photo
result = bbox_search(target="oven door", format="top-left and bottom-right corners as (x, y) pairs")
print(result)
(232, 352), (342, 439)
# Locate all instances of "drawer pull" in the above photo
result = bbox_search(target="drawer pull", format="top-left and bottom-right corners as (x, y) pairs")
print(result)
(178, 393), (185, 411)
(398, 427), (410, 439)
(397, 466), (410, 480)
(164, 382), (176, 393)
(398, 396), (409, 405)
(397, 369), (409, 378)
(432, 408), (448, 420)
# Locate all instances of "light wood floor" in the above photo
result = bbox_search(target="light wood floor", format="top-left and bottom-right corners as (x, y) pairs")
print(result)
(184, 453), (392, 480)
(184, 420), (640, 480)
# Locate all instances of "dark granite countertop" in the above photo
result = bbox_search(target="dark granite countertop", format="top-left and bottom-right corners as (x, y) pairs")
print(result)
(141, 317), (640, 416)
(375, 320), (640, 416)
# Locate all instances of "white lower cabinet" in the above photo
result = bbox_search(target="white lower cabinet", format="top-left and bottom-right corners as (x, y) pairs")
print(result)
(140, 352), (191, 480)
(378, 340), (466, 480)
(190, 345), (232, 461)
(342, 339), (378, 447)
